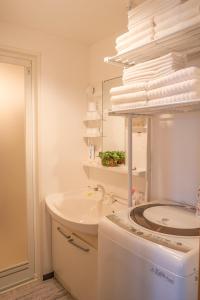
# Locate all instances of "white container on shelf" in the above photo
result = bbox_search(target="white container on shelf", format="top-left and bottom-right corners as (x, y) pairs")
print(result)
(85, 111), (101, 121)
(88, 101), (97, 112)
(84, 127), (101, 138)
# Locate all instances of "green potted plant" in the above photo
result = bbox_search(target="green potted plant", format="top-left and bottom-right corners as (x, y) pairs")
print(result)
(99, 151), (125, 167)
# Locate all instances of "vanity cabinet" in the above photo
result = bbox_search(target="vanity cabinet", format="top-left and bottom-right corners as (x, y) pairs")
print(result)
(52, 221), (98, 300)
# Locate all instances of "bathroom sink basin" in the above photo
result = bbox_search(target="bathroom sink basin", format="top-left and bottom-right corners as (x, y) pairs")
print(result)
(46, 189), (125, 235)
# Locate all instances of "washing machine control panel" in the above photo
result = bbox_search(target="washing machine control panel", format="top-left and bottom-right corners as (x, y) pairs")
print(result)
(107, 214), (191, 253)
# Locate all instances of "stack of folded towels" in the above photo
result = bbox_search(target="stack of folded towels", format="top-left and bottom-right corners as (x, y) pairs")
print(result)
(115, 0), (200, 55)
(110, 52), (200, 110)
(154, 0), (200, 40)
(123, 53), (186, 85)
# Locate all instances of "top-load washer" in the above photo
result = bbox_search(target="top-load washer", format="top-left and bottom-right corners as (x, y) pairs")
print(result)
(98, 202), (200, 300)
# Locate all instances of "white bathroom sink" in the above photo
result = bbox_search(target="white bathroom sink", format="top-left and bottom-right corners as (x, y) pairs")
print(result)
(46, 189), (125, 235)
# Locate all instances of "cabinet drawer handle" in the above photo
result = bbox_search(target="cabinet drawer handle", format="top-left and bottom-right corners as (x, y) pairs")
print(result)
(68, 238), (90, 252)
(57, 227), (71, 239)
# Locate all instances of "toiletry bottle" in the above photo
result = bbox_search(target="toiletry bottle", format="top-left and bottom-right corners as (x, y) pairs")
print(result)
(132, 187), (136, 206)
(91, 144), (95, 160)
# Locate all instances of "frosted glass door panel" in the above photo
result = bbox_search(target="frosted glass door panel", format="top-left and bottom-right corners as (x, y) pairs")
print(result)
(0, 63), (28, 271)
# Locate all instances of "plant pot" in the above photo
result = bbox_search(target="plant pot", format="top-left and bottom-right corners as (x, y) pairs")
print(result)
(101, 158), (118, 167)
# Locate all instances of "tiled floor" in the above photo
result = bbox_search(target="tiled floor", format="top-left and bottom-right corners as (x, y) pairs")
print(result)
(0, 278), (75, 300)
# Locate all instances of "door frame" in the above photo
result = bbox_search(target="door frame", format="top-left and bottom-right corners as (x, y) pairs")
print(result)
(0, 47), (40, 291)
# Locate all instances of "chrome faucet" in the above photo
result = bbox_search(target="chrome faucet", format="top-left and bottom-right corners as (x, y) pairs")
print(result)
(88, 184), (105, 201)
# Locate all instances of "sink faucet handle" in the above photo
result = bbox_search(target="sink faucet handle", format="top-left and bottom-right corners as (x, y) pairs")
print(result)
(88, 184), (98, 190)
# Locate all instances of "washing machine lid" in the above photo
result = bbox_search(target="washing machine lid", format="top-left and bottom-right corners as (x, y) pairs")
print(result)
(130, 203), (200, 236)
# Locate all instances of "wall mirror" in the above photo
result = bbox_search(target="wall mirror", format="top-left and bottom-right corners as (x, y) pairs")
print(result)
(102, 76), (126, 152)
(101, 76), (147, 172)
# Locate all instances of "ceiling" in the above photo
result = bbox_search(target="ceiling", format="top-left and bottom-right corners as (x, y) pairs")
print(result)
(0, 0), (136, 45)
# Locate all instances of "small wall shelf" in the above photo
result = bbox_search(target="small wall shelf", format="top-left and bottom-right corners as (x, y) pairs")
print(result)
(83, 161), (146, 176)
(83, 135), (102, 138)
(83, 118), (101, 122)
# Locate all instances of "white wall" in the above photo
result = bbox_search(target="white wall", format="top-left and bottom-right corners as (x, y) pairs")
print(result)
(89, 34), (123, 83)
(151, 106), (200, 206)
(0, 22), (89, 275)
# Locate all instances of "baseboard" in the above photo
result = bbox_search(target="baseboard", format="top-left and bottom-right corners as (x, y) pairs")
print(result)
(42, 272), (54, 281)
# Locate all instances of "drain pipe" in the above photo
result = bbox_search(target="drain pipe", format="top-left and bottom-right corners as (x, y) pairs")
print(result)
(128, 116), (133, 207)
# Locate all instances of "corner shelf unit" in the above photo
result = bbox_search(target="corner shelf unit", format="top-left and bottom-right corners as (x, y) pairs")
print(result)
(105, 21), (200, 207)
(83, 161), (145, 176)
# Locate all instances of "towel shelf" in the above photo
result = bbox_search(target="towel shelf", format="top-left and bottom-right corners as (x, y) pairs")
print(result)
(109, 98), (200, 117)
(105, 22), (200, 67)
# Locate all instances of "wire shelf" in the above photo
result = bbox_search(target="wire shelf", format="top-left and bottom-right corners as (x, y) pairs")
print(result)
(109, 99), (200, 117)
(105, 22), (200, 66)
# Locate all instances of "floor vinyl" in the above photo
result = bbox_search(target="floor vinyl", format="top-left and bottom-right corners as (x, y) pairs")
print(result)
(0, 278), (74, 300)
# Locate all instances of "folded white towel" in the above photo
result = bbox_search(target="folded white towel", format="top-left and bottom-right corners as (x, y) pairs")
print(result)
(123, 78), (153, 85)
(154, 0), (200, 23)
(124, 62), (185, 77)
(155, 5), (200, 32)
(124, 52), (186, 73)
(128, 18), (154, 32)
(111, 91), (147, 104)
(155, 15), (200, 40)
(123, 68), (187, 85)
(148, 91), (200, 107)
(111, 91), (200, 112)
(116, 28), (154, 52)
(128, 0), (185, 26)
(112, 101), (148, 111)
(148, 67), (200, 89)
(116, 19), (154, 44)
(128, 0), (184, 19)
(148, 79), (200, 100)
(117, 35), (154, 55)
(123, 71), (155, 82)
(123, 68), (180, 82)
(110, 82), (147, 96)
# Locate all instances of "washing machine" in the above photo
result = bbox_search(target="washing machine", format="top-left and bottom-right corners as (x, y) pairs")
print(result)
(98, 202), (200, 300)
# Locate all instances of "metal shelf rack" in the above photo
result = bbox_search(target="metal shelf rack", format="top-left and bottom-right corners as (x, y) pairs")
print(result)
(105, 21), (200, 207)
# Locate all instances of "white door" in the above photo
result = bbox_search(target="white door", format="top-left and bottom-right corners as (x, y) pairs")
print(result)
(0, 55), (36, 291)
